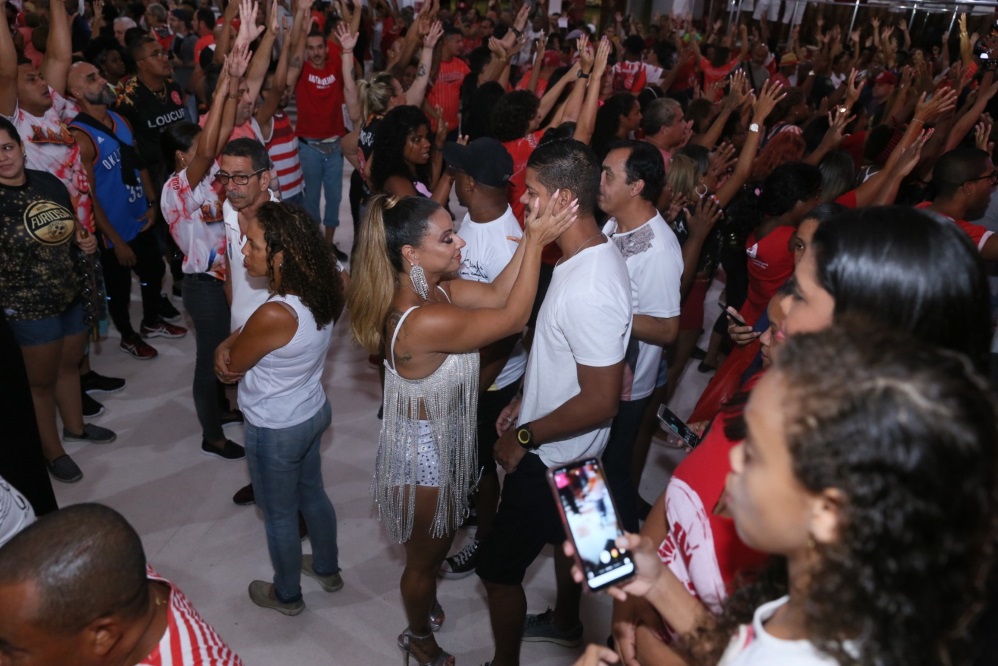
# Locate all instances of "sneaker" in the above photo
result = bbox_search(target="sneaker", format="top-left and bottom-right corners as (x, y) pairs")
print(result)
(220, 409), (244, 425)
(248, 580), (305, 616)
(440, 539), (481, 579)
(522, 609), (584, 647)
(233, 483), (255, 506)
(332, 244), (349, 262)
(47, 455), (83, 483)
(201, 439), (245, 461)
(159, 293), (181, 321)
(81, 391), (105, 417)
(120, 337), (158, 359)
(141, 320), (187, 339)
(81, 371), (125, 393)
(63, 423), (117, 444)
(301, 555), (344, 592)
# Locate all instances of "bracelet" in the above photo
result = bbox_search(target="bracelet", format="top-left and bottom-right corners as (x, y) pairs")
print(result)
(511, 26), (522, 38)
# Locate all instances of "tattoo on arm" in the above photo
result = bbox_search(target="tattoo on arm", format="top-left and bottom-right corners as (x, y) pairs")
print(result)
(417, 64), (427, 78)
(290, 56), (301, 69)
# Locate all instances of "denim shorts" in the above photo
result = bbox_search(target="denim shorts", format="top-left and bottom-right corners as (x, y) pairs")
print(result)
(7, 300), (88, 347)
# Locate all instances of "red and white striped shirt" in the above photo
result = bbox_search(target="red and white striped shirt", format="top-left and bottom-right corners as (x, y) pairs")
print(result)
(265, 110), (305, 199)
(138, 566), (243, 666)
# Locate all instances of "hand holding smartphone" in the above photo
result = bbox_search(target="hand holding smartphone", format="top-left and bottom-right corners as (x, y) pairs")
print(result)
(719, 301), (746, 325)
(547, 458), (635, 592)
(656, 404), (701, 452)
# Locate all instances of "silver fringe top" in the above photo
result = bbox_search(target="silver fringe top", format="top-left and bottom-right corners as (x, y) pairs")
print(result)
(373, 305), (480, 542)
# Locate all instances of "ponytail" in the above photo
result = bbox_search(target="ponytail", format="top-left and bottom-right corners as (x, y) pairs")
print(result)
(348, 194), (440, 354)
(358, 72), (396, 124)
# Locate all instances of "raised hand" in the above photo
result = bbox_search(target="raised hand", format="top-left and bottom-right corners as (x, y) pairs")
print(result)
(913, 87), (958, 124)
(592, 35), (611, 80)
(708, 142), (737, 180)
(974, 117), (993, 152)
(894, 128), (933, 178)
(577, 33), (593, 71)
(725, 69), (749, 106)
(335, 22), (358, 51)
(824, 105), (855, 146)
(752, 78), (786, 123)
(687, 194), (722, 241)
(844, 68), (862, 108)
(423, 20), (443, 49)
(227, 43), (251, 80)
(524, 190), (579, 246)
(237, 0), (266, 45)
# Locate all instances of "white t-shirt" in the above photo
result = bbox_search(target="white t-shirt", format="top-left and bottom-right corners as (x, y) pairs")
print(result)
(0, 475), (35, 548)
(520, 239), (632, 466)
(223, 192), (279, 331)
(457, 205), (527, 391)
(603, 212), (683, 401)
(719, 596), (855, 665)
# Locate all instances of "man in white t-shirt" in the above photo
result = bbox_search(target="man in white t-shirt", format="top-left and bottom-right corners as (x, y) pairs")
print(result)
(476, 140), (632, 665)
(439, 137), (523, 578)
(213, 138), (277, 503)
(599, 141), (682, 533)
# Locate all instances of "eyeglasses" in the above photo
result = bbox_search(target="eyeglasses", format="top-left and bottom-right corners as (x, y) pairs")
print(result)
(965, 171), (998, 186)
(216, 168), (265, 185)
(139, 50), (170, 60)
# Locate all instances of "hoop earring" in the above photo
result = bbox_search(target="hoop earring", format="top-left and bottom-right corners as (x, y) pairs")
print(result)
(409, 263), (430, 300)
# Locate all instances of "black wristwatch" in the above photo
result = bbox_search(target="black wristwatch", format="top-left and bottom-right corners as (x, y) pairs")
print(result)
(577, 69), (591, 79)
(516, 422), (540, 450)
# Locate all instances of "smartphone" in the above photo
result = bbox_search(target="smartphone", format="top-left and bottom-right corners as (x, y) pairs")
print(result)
(547, 458), (635, 592)
(657, 404), (701, 452)
(719, 301), (747, 326)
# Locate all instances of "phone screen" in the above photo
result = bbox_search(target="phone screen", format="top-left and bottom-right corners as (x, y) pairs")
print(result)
(657, 404), (701, 452)
(548, 459), (635, 591)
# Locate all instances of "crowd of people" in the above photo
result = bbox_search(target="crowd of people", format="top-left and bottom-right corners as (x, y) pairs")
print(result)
(1, 0), (998, 664)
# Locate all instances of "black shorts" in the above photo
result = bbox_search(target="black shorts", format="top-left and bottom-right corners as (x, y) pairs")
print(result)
(475, 452), (565, 586)
(477, 381), (521, 476)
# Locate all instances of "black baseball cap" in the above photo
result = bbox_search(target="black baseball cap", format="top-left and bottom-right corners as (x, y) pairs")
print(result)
(443, 137), (514, 189)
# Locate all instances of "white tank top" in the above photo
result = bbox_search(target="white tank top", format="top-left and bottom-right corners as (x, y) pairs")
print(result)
(238, 294), (333, 428)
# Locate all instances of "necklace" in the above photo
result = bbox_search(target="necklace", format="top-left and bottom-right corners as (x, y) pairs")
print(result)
(557, 232), (604, 266)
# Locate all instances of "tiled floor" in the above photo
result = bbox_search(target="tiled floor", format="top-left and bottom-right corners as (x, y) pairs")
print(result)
(55, 167), (719, 665)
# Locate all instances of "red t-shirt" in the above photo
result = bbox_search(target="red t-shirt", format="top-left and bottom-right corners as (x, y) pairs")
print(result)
(915, 201), (994, 251)
(611, 60), (647, 93)
(503, 130), (544, 225)
(194, 34), (215, 65)
(657, 373), (768, 630)
(426, 57), (470, 132)
(295, 44), (346, 140)
(700, 55), (742, 100)
(741, 225), (795, 326)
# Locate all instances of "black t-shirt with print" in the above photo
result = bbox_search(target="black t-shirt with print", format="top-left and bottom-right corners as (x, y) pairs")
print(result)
(0, 170), (79, 321)
(114, 77), (187, 184)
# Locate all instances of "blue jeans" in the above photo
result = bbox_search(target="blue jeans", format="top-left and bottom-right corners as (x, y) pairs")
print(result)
(182, 274), (231, 442)
(297, 139), (343, 229)
(245, 400), (339, 602)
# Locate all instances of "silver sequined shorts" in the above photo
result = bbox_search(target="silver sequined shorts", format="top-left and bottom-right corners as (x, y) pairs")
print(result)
(382, 420), (440, 488)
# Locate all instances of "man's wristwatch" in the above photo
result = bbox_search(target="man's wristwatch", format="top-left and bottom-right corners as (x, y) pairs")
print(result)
(577, 69), (590, 79)
(516, 422), (540, 450)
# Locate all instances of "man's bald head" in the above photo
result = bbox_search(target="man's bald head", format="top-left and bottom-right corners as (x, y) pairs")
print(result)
(0, 503), (149, 634)
(67, 62), (116, 107)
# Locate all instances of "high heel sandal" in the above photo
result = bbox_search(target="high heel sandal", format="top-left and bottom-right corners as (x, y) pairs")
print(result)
(397, 628), (455, 666)
(429, 600), (445, 632)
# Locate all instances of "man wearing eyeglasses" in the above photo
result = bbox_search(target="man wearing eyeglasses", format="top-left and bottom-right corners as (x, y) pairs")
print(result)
(918, 146), (998, 262)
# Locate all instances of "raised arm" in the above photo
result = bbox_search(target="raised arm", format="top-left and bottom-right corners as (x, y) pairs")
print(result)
(405, 20), (442, 107)
(401, 195), (578, 356)
(573, 36), (610, 145)
(0, 0), (17, 116)
(692, 69), (748, 148)
(714, 78), (786, 207)
(244, 0), (278, 104)
(335, 23), (362, 126)
(285, 0), (309, 91)
(944, 73), (998, 153)
(187, 63), (236, 186)
(552, 35), (592, 126)
(41, 0), (73, 96)
(213, 0), (241, 65)
(527, 31), (544, 95)
(255, 14), (292, 128)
